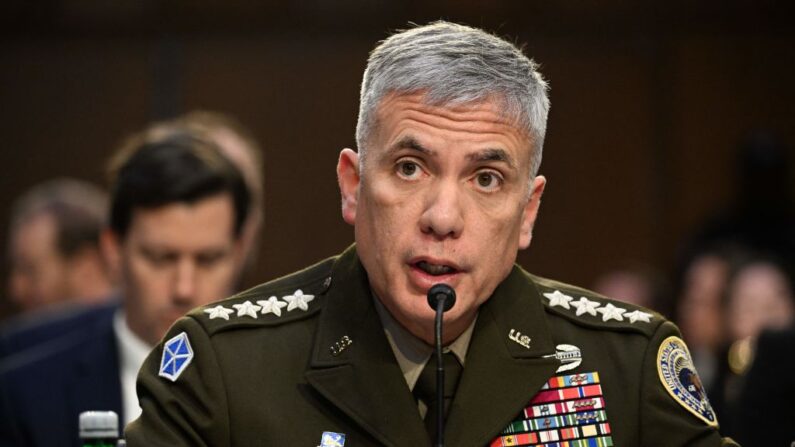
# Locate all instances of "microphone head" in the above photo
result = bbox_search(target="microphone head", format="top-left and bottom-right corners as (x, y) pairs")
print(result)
(427, 283), (456, 312)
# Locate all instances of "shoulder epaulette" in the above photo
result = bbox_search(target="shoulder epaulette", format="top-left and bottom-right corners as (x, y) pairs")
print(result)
(531, 274), (664, 337)
(189, 256), (336, 335)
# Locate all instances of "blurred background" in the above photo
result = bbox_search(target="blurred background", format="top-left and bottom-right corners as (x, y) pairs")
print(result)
(2, 0), (794, 319)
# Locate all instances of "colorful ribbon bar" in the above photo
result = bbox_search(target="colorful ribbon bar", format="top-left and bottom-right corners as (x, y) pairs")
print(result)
(502, 410), (609, 434)
(491, 434), (614, 447)
(530, 384), (603, 405)
(541, 372), (600, 390)
(524, 397), (605, 419)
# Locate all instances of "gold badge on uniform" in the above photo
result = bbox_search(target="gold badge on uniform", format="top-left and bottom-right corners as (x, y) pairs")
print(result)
(656, 336), (718, 427)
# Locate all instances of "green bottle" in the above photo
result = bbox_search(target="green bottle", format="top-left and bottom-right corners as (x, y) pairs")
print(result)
(78, 411), (119, 447)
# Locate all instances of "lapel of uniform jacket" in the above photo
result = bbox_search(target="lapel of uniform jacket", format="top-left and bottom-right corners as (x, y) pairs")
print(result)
(304, 246), (431, 447)
(445, 265), (560, 447)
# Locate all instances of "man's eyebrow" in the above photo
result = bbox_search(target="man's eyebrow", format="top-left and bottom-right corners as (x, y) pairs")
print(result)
(468, 148), (517, 170)
(387, 136), (434, 156)
(387, 137), (518, 170)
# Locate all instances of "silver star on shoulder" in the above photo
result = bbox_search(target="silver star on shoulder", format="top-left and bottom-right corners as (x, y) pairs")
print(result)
(597, 303), (627, 322)
(233, 300), (261, 318)
(204, 305), (234, 320)
(543, 290), (573, 310)
(283, 289), (315, 312)
(625, 309), (654, 323)
(570, 297), (600, 316)
(257, 296), (288, 317)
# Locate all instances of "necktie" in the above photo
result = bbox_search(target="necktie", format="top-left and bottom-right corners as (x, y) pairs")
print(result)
(413, 352), (463, 442)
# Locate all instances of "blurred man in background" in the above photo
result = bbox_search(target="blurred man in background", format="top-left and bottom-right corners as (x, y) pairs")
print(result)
(5, 178), (115, 316)
(1, 111), (265, 354)
(709, 253), (795, 438)
(736, 325), (795, 447)
(148, 111), (265, 281)
(0, 115), (261, 446)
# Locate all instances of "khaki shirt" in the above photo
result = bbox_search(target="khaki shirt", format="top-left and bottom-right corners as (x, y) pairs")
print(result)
(374, 294), (475, 418)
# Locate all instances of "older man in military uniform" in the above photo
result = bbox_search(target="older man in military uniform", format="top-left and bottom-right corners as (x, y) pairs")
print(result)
(126, 22), (739, 446)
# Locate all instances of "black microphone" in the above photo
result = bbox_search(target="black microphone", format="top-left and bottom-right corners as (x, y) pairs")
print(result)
(426, 283), (456, 447)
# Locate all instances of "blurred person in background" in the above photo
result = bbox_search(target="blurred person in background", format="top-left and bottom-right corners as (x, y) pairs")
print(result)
(592, 262), (669, 313)
(708, 253), (795, 437)
(0, 126), (255, 447)
(148, 110), (265, 282)
(724, 256), (794, 343)
(5, 178), (115, 317)
(670, 132), (795, 443)
(687, 133), (795, 284)
(674, 245), (736, 393)
(735, 325), (795, 447)
(1, 111), (265, 357)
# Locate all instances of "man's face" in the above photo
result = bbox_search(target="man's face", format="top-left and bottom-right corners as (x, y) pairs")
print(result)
(7, 213), (69, 311)
(337, 93), (545, 344)
(105, 193), (243, 345)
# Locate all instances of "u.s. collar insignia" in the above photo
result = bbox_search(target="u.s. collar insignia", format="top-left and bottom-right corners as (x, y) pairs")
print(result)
(159, 332), (194, 382)
(543, 344), (582, 372)
(657, 336), (718, 426)
(508, 329), (531, 349)
(329, 335), (353, 356)
(318, 431), (346, 447)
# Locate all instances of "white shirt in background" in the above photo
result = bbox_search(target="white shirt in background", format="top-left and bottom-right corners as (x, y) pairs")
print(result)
(113, 310), (152, 427)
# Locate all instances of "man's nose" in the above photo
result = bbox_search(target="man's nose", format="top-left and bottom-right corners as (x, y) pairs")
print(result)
(419, 179), (464, 240)
(173, 259), (197, 304)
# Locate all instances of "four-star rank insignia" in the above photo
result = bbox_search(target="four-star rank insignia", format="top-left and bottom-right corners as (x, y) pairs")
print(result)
(159, 332), (194, 382)
(543, 289), (654, 325)
(657, 336), (718, 426)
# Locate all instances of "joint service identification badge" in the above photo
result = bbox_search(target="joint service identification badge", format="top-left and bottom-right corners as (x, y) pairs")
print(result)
(657, 336), (717, 426)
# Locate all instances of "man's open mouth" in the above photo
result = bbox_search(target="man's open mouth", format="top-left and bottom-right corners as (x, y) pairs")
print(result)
(415, 260), (457, 276)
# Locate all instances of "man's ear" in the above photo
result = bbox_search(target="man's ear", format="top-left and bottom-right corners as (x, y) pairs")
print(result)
(519, 175), (546, 249)
(337, 148), (360, 225)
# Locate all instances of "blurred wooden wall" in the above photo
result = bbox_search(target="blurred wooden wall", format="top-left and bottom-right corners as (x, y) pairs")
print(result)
(1, 1), (793, 314)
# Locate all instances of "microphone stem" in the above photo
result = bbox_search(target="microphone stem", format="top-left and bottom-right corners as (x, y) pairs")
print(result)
(434, 297), (446, 447)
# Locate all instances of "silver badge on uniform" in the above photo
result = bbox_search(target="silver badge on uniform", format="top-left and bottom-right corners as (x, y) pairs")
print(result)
(544, 344), (583, 372)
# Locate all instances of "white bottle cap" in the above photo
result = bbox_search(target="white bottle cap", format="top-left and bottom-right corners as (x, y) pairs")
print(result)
(79, 411), (119, 439)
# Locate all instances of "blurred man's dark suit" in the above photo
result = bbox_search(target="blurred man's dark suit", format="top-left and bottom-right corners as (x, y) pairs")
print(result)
(0, 302), (122, 446)
(736, 327), (795, 447)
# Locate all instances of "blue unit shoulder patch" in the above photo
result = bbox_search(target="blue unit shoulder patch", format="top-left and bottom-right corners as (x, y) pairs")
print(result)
(319, 431), (346, 447)
(657, 336), (718, 426)
(159, 332), (194, 382)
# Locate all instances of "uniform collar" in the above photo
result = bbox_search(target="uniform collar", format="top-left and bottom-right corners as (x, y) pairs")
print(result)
(305, 245), (432, 446)
(372, 292), (476, 391)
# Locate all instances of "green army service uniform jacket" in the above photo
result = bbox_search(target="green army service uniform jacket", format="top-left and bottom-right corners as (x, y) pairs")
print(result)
(126, 245), (738, 447)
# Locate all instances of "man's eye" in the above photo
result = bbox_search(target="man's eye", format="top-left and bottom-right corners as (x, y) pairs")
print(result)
(140, 247), (176, 265)
(474, 171), (502, 191)
(197, 252), (225, 267)
(145, 252), (175, 265)
(396, 161), (422, 179)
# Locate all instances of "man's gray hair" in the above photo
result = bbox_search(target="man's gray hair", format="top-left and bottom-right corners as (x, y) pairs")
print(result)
(356, 21), (550, 177)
